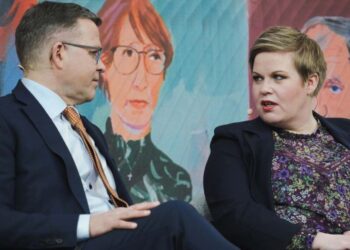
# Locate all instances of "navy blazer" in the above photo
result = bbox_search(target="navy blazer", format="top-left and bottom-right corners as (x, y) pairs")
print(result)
(0, 81), (132, 249)
(204, 114), (350, 250)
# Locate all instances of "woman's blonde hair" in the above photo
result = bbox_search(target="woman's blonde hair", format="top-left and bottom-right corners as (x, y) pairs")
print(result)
(249, 26), (327, 96)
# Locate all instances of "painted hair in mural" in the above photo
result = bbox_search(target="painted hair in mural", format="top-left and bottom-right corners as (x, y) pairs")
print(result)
(303, 16), (350, 118)
(0, 0), (37, 94)
(98, 0), (192, 203)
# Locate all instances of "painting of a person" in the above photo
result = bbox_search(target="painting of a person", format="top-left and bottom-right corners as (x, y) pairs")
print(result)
(98, 0), (192, 203)
(0, 0), (36, 94)
(303, 16), (350, 118)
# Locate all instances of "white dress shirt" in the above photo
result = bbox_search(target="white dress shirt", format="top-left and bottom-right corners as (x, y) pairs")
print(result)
(22, 78), (115, 240)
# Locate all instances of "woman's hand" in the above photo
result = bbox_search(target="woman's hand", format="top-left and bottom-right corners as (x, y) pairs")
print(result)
(312, 232), (350, 250)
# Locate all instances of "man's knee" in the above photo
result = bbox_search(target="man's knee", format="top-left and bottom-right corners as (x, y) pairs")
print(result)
(152, 200), (203, 226)
(157, 200), (196, 215)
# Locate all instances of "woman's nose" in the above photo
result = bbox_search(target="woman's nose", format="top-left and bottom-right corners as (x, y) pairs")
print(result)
(132, 56), (148, 90)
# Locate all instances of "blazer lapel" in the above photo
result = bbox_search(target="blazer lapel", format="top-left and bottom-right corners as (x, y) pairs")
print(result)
(316, 113), (350, 149)
(242, 118), (275, 209)
(13, 82), (89, 212)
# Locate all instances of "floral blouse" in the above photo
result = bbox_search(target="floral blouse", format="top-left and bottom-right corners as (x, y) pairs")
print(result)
(271, 125), (350, 249)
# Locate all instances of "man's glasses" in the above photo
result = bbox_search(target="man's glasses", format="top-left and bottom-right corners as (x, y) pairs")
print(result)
(111, 46), (166, 75)
(62, 42), (102, 64)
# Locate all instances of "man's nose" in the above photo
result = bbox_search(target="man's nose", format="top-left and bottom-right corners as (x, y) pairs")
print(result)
(97, 58), (106, 73)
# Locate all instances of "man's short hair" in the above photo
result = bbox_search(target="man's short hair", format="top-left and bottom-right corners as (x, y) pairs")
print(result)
(15, 1), (101, 70)
(249, 26), (327, 96)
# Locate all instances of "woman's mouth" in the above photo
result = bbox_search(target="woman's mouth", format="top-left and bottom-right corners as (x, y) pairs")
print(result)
(261, 100), (277, 112)
(128, 100), (148, 109)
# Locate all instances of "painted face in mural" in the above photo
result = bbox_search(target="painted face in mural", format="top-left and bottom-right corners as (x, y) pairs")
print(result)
(252, 52), (312, 128)
(306, 24), (350, 118)
(106, 16), (165, 140)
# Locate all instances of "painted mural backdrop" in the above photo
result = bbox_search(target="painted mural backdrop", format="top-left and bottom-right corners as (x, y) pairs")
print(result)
(3, 0), (349, 215)
(0, 0), (248, 214)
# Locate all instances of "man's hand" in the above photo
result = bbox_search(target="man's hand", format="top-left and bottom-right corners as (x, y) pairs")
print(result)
(312, 232), (350, 250)
(89, 201), (160, 237)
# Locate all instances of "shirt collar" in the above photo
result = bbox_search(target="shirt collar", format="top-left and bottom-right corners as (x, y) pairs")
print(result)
(22, 77), (68, 119)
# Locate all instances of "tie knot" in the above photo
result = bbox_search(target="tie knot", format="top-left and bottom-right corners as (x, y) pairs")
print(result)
(63, 106), (84, 131)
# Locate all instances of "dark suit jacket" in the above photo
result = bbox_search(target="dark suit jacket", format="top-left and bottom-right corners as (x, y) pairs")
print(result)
(204, 114), (350, 250)
(0, 81), (132, 249)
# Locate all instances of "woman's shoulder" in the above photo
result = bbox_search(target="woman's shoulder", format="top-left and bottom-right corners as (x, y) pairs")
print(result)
(214, 117), (268, 136)
(323, 116), (350, 125)
(318, 115), (350, 133)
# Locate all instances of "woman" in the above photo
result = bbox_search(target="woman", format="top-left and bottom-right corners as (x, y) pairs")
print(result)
(303, 16), (350, 118)
(98, 0), (192, 203)
(204, 26), (350, 250)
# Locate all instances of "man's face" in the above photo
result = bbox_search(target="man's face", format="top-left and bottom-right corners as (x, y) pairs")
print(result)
(60, 19), (105, 105)
(106, 17), (164, 130)
(306, 24), (350, 118)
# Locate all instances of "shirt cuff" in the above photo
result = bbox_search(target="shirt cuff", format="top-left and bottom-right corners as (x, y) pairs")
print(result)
(77, 214), (90, 241)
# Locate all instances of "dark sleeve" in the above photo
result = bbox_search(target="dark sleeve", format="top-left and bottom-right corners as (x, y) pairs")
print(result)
(203, 128), (301, 250)
(0, 113), (78, 249)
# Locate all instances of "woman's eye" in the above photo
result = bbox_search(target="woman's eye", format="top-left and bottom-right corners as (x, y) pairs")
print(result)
(329, 84), (343, 94)
(274, 75), (285, 81)
(252, 75), (263, 82)
(148, 51), (164, 62)
(149, 52), (161, 60)
(123, 49), (134, 57)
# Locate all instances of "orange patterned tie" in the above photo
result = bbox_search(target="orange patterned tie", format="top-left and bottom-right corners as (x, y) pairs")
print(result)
(63, 106), (128, 207)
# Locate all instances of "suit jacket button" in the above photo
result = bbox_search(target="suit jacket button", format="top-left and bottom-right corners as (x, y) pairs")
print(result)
(45, 239), (55, 245)
(55, 238), (63, 244)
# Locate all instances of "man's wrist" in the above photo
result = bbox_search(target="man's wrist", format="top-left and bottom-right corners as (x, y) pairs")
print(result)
(77, 214), (90, 241)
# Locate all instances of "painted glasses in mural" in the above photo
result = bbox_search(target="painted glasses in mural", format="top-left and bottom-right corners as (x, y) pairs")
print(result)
(98, 0), (192, 203)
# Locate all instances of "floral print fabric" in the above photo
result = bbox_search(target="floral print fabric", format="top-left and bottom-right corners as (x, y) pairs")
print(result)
(271, 125), (350, 249)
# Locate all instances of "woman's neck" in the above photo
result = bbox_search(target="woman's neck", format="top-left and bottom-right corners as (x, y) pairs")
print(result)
(283, 115), (319, 135)
(110, 115), (151, 141)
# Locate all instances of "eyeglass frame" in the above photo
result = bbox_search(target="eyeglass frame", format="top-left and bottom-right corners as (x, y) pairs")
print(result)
(62, 42), (103, 64)
(111, 45), (166, 75)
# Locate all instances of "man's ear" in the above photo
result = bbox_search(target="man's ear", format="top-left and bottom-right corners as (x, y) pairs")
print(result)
(306, 73), (319, 96)
(50, 42), (65, 69)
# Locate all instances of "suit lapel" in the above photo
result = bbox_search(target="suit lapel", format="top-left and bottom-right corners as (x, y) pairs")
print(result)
(316, 113), (350, 149)
(242, 118), (275, 209)
(13, 82), (89, 212)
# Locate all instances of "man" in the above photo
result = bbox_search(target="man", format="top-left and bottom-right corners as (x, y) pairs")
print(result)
(0, 2), (238, 250)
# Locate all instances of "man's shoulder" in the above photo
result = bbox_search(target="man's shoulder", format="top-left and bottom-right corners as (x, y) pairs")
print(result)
(0, 93), (17, 114)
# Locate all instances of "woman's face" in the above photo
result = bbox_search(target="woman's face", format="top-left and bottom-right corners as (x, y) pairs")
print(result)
(106, 17), (164, 130)
(252, 52), (312, 128)
(306, 24), (350, 118)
